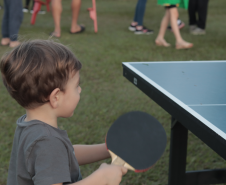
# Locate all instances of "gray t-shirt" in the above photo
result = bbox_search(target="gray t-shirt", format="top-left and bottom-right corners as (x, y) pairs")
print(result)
(7, 115), (82, 185)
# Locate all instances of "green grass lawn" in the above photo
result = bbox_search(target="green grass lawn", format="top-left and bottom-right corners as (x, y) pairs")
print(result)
(0, 0), (226, 184)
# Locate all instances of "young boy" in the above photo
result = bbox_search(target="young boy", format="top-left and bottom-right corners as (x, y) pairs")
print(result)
(0, 40), (127, 185)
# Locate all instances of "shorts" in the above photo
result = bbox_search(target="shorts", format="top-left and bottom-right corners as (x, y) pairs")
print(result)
(164, 4), (179, 8)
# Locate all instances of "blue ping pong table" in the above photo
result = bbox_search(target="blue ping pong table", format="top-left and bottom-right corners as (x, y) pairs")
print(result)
(122, 61), (226, 185)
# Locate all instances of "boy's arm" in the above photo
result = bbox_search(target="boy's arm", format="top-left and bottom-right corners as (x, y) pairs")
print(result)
(52, 163), (128, 185)
(73, 143), (110, 165)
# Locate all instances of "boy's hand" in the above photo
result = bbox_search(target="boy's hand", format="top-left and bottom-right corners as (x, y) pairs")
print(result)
(52, 163), (127, 185)
(98, 163), (128, 185)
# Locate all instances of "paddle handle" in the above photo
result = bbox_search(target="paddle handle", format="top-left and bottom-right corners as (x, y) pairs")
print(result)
(108, 150), (135, 171)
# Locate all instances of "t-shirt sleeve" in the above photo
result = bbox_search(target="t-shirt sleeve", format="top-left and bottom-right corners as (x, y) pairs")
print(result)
(27, 136), (71, 185)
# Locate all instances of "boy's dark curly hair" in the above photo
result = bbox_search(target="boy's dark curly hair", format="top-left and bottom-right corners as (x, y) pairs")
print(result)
(0, 40), (82, 109)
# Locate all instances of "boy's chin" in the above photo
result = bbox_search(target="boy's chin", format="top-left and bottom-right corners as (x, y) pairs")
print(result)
(61, 112), (74, 118)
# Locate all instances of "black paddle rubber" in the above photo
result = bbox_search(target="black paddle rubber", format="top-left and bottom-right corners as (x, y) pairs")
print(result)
(106, 111), (167, 172)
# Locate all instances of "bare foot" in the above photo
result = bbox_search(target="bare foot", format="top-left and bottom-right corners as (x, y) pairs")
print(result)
(155, 38), (171, 47)
(176, 40), (193, 49)
(9, 41), (21, 48)
(50, 32), (61, 38)
(1, 38), (10, 46)
(70, 25), (82, 33)
(131, 22), (138, 26)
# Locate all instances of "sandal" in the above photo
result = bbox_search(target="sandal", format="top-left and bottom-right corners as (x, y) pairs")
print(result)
(69, 25), (85, 34)
(128, 24), (136, 31)
(134, 26), (154, 35)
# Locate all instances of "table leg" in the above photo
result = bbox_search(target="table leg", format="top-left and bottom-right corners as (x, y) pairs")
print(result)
(168, 117), (188, 185)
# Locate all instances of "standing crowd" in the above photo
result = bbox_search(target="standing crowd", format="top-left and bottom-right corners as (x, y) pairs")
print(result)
(0, 0), (83, 47)
(129, 0), (209, 49)
(1, 0), (209, 49)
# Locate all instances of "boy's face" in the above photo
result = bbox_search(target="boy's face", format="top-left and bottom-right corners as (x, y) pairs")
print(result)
(58, 71), (81, 118)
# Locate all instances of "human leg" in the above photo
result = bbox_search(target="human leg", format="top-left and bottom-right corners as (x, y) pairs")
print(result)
(25, 0), (31, 9)
(197, 0), (209, 29)
(131, 0), (140, 26)
(190, 0), (208, 35)
(134, 0), (153, 34)
(169, 7), (193, 49)
(188, 0), (197, 30)
(135, 0), (147, 27)
(129, 0), (146, 29)
(129, 0), (153, 34)
(51, 0), (62, 37)
(155, 9), (170, 46)
(23, 0), (31, 12)
(1, 0), (10, 45)
(32, 0), (34, 9)
(70, 0), (83, 33)
(8, 0), (23, 47)
(169, 8), (182, 42)
(167, 19), (185, 31)
(129, 0), (141, 31)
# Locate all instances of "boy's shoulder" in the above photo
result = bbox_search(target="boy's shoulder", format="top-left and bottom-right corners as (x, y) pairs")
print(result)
(16, 115), (71, 152)
(17, 115), (62, 137)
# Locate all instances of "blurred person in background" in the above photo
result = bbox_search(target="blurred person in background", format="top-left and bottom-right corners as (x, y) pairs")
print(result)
(155, 0), (193, 49)
(50, 0), (84, 38)
(128, 0), (185, 35)
(188, 0), (209, 35)
(128, 0), (154, 35)
(167, 18), (185, 30)
(1, 0), (23, 47)
(23, 0), (46, 14)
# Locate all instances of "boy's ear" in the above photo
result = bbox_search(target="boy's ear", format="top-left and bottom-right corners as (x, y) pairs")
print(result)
(49, 88), (61, 108)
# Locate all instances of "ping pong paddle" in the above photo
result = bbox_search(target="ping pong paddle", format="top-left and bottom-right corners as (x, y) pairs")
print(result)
(106, 111), (167, 173)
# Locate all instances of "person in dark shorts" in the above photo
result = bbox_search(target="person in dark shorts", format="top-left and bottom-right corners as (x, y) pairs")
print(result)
(0, 40), (128, 185)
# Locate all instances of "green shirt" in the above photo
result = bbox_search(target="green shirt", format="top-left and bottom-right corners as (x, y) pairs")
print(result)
(157, 0), (189, 9)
